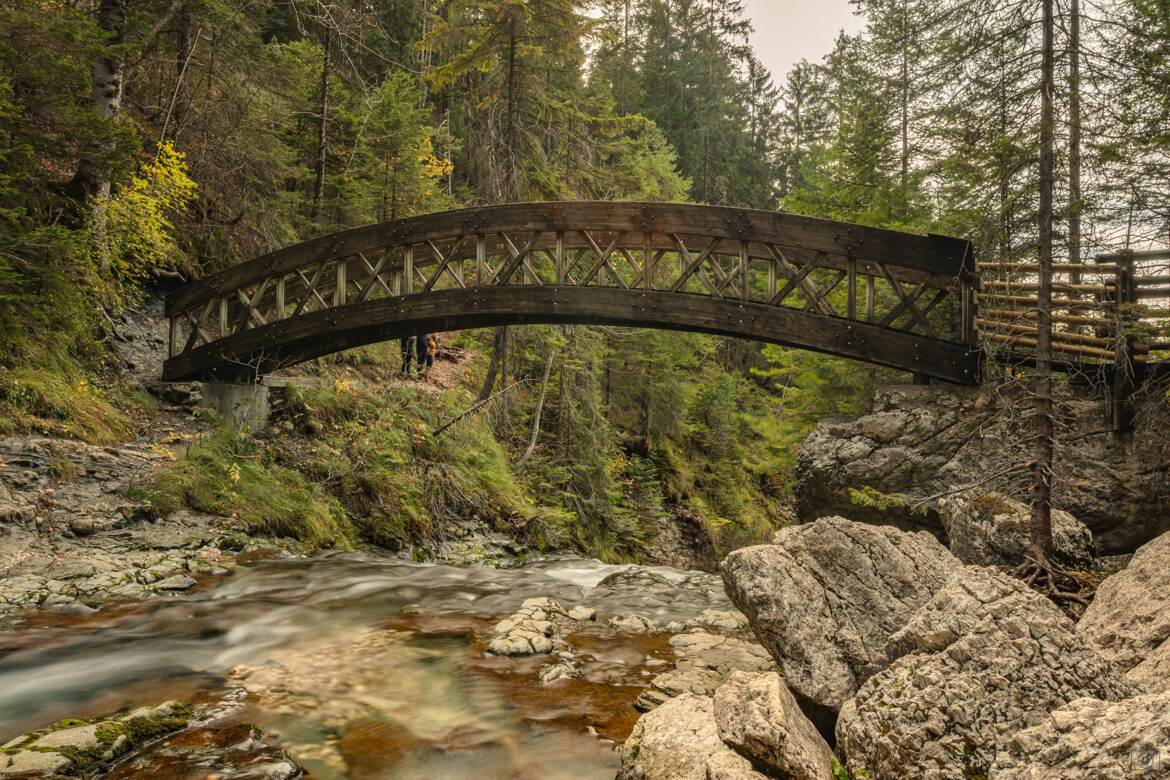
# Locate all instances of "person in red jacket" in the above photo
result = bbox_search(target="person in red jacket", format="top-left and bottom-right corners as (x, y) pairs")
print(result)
(421, 333), (438, 380)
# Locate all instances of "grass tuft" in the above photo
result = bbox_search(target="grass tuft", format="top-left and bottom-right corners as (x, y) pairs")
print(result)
(130, 426), (355, 550)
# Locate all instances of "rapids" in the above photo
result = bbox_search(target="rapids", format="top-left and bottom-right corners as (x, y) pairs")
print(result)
(0, 553), (732, 778)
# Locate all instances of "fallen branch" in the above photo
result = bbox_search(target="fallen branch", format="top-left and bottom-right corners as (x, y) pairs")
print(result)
(431, 378), (534, 438)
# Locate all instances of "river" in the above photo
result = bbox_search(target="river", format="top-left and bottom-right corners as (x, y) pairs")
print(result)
(0, 553), (734, 778)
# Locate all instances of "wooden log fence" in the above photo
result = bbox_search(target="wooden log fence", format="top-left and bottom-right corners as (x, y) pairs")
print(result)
(976, 247), (1168, 430)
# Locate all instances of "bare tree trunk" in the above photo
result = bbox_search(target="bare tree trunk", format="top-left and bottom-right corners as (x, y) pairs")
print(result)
(520, 350), (555, 464)
(1068, 0), (1082, 275)
(498, 325), (511, 430)
(640, 388), (651, 453)
(1032, 0), (1057, 565)
(311, 24), (332, 220)
(899, 0), (909, 205)
(477, 326), (506, 403)
(504, 13), (518, 201)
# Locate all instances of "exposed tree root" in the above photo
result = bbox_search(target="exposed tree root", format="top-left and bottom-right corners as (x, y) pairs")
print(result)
(1014, 555), (1093, 618)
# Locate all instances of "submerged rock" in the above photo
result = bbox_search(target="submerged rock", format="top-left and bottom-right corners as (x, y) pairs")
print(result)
(1078, 530), (1170, 689)
(713, 671), (835, 780)
(937, 491), (1095, 568)
(721, 516), (959, 722)
(991, 689), (1170, 779)
(617, 693), (764, 780)
(836, 566), (1138, 780)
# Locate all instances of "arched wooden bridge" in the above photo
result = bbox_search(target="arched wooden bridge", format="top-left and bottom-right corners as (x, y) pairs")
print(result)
(163, 202), (982, 384)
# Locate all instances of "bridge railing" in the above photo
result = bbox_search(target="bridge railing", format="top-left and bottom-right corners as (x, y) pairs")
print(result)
(165, 202), (978, 379)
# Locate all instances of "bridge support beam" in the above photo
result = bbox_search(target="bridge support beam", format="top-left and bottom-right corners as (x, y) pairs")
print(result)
(199, 382), (271, 433)
(164, 286), (981, 385)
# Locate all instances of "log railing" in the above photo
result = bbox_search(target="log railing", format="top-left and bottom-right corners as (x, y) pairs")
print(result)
(977, 247), (1169, 428)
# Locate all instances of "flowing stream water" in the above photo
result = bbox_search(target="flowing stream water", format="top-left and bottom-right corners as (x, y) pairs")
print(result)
(0, 553), (732, 779)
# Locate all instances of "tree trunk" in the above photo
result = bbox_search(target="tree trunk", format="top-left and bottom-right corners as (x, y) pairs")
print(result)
(70, 0), (129, 256)
(498, 324), (511, 430)
(477, 326), (506, 403)
(1032, 0), (1057, 565)
(504, 13), (518, 201)
(899, 0), (909, 205)
(1068, 0), (1082, 276)
(520, 350), (555, 464)
(311, 24), (332, 220)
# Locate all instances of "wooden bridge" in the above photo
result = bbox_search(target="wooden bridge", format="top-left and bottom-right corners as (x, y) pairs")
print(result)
(163, 202), (981, 384)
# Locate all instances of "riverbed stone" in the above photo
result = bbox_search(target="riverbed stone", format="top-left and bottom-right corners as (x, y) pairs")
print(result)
(635, 630), (775, 711)
(156, 574), (198, 591)
(568, 605), (596, 621)
(617, 693), (764, 780)
(721, 516), (959, 719)
(836, 565), (1139, 780)
(487, 597), (572, 656)
(32, 722), (102, 749)
(609, 613), (657, 633)
(937, 491), (1095, 568)
(1077, 530), (1170, 687)
(713, 671), (835, 780)
(1, 750), (72, 776)
(991, 689), (1170, 779)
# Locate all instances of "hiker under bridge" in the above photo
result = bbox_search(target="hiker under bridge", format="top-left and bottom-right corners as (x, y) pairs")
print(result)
(163, 202), (982, 384)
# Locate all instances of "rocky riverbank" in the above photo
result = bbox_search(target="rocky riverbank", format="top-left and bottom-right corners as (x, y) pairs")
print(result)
(795, 384), (1170, 553)
(616, 514), (1170, 780)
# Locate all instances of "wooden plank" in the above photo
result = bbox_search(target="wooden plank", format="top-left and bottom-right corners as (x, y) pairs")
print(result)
(982, 280), (1114, 293)
(166, 202), (973, 315)
(977, 293), (1115, 309)
(980, 308), (1110, 327)
(977, 319), (1116, 347)
(978, 262), (1116, 272)
(162, 286), (980, 385)
(1096, 248), (1170, 262)
(1136, 287), (1170, 300)
(982, 331), (1120, 360)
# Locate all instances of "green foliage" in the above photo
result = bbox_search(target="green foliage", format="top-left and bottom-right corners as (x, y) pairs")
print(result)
(134, 426), (356, 550)
(275, 380), (540, 552)
(0, 368), (146, 444)
(750, 347), (887, 483)
(98, 143), (198, 290)
(848, 486), (928, 517)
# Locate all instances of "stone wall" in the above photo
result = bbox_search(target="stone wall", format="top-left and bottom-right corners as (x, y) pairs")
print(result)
(794, 380), (1170, 554)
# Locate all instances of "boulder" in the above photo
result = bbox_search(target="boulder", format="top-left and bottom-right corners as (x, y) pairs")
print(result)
(1078, 531), (1170, 685)
(937, 492), (1095, 568)
(635, 631), (775, 711)
(487, 597), (582, 656)
(617, 693), (764, 780)
(1130, 640), (1170, 693)
(836, 566), (1138, 780)
(794, 384), (1170, 553)
(992, 690), (1170, 779)
(720, 517), (959, 722)
(713, 672), (835, 780)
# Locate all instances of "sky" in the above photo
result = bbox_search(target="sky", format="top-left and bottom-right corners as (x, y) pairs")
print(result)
(741, 0), (865, 84)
